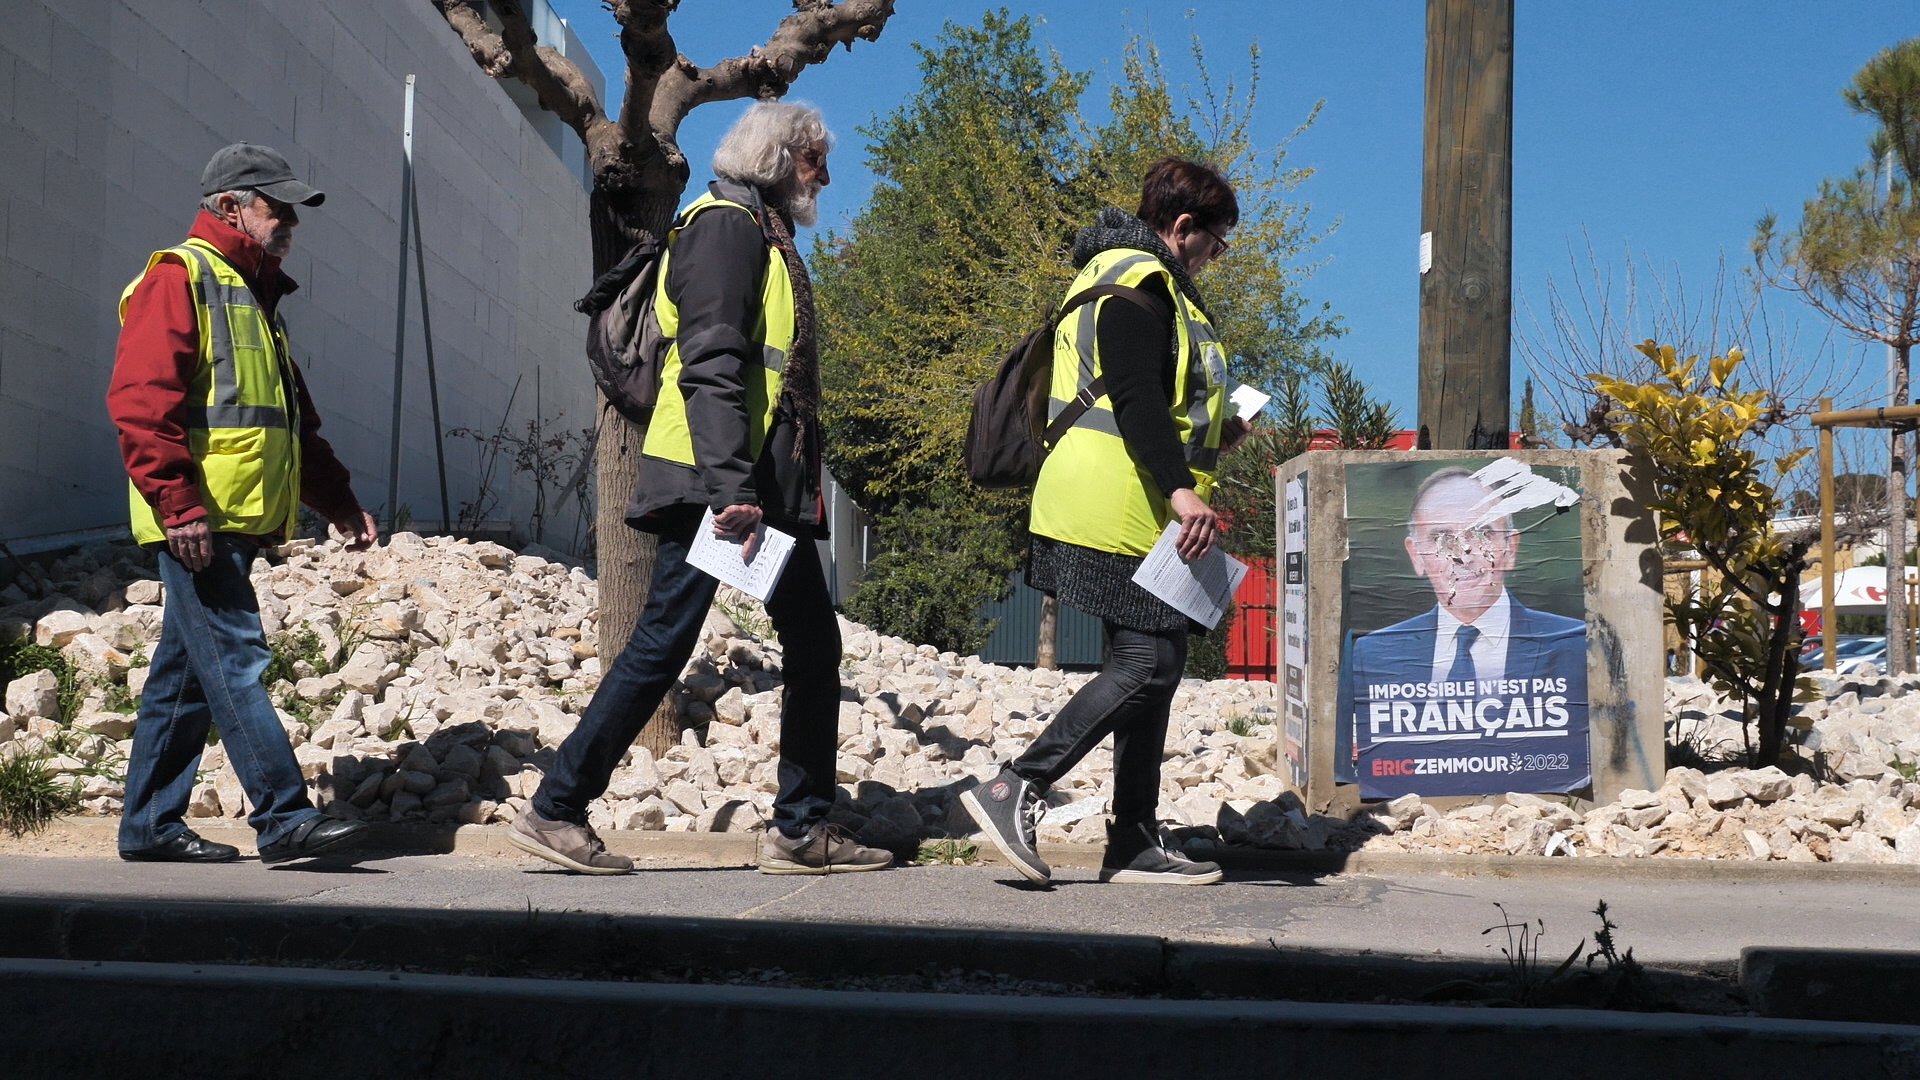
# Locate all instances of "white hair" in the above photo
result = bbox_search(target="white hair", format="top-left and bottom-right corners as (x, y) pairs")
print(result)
(711, 101), (831, 191)
(200, 189), (259, 214)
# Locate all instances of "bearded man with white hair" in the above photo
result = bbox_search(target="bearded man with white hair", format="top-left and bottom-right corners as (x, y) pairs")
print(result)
(510, 102), (891, 876)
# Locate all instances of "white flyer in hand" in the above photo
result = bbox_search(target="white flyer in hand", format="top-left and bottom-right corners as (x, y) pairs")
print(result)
(686, 507), (795, 602)
(1130, 522), (1249, 630)
(1229, 382), (1271, 421)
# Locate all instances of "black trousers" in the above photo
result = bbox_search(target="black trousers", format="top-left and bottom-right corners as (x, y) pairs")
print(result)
(1010, 622), (1187, 828)
(534, 506), (841, 836)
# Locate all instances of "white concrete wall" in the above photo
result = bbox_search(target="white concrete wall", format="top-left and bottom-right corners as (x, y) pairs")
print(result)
(0, 0), (598, 553)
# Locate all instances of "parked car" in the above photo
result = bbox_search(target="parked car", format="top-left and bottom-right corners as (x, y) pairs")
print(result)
(1801, 634), (1881, 672)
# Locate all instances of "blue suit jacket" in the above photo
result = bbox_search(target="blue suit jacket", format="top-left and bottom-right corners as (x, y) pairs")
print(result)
(1335, 600), (1587, 781)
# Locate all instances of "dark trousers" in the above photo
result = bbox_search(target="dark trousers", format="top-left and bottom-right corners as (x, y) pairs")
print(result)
(534, 507), (841, 836)
(1010, 622), (1187, 828)
(119, 535), (319, 851)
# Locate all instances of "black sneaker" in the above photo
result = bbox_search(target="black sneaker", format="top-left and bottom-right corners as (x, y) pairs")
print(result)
(961, 767), (1051, 883)
(1098, 821), (1223, 885)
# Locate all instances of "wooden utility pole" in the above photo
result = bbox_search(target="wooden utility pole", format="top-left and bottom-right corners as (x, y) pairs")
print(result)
(1417, 0), (1514, 450)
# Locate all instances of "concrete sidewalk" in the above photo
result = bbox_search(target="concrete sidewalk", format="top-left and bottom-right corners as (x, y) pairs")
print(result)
(5, 822), (1919, 1077)
(4, 818), (1919, 969)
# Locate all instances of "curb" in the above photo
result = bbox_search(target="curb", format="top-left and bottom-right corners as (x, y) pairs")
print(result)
(5, 958), (1916, 1079)
(15, 817), (1920, 884)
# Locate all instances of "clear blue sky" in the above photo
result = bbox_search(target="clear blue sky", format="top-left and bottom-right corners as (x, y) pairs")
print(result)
(548, 1), (1919, 428)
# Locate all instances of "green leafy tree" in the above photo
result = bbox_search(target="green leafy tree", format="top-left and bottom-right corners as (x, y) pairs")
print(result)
(1589, 342), (1813, 768)
(813, 12), (1348, 652)
(1516, 377), (1552, 449)
(1755, 37), (1920, 674)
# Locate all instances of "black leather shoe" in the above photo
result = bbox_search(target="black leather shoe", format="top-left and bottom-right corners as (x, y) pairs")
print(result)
(120, 831), (240, 863)
(259, 818), (369, 865)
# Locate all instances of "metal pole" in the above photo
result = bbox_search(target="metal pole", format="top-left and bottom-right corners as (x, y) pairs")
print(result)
(1821, 397), (1836, 671)
(408, 175), (451, 531)
(386, 74), (416, 535)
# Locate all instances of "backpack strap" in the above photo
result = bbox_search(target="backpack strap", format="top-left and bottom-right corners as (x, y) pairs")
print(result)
(1039, 283), (1175, 449)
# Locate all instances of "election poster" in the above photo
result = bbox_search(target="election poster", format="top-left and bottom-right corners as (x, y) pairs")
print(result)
(1281, 476), (1309, 790)
(1336, 458), (1589, 799)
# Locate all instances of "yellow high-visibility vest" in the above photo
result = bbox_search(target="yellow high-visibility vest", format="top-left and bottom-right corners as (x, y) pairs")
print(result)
(1030, 248), (1229, 555)
(121, 239), (301, 544)
(641, 193), (796, 466)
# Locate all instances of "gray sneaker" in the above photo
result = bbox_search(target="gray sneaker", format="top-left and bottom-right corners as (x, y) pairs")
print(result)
(1098, 821), (1223, 885)
(961, 767), (1051, 883)
(507, 807), (633, 875)
(758, 823), (893, 875)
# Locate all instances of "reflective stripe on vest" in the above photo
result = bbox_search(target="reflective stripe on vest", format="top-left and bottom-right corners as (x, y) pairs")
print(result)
(1029, 248), (1230, 556)
(641, 194), (797, 467)
(121, 239), (301, 544)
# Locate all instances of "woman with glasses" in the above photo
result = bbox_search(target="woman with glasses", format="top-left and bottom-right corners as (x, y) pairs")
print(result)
(964, 158), (1248, 886)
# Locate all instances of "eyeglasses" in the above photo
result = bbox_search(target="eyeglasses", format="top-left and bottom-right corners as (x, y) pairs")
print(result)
(1197, 224), (1230, 258)
(794, 145), (828, 168)
(1411, 525), (1509, 561)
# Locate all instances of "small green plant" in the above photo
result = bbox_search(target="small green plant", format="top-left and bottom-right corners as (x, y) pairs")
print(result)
(1482, 902), (1584, 1007)
(1892, 757), (1920, 783)
(0, 640), (82, 723)
(43, 727), (83, 758)
(101, 681), (138, 714)
(714, 596), (773, 641)
(127, 645), (148, 668)
(0, 751), (83, 836)
(1586, 900), (1657, 1009)
(1223, 711), (1270, 738)
(912, 837), (979, 866)
(262, 626), (326, 688)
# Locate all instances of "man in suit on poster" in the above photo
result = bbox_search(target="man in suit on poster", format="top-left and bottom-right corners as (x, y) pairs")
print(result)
(1339, 467), (1587, 788)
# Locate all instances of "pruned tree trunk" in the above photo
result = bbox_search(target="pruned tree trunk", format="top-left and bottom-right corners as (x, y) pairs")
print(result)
(432, 0), (899, 755)
(1890, 369), (1911, 676)
(1035, 594), (1058, 670)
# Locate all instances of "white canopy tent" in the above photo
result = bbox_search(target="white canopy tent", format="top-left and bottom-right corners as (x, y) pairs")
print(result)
(1799, 566), (1919, 615)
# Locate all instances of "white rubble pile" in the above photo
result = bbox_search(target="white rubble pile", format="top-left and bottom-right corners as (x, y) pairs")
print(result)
(4, 536), (1920, 862)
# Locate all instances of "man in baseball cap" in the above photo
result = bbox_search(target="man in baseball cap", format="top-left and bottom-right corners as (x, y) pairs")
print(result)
(200, 141), (326, 206)
(104, 139), (375, 866)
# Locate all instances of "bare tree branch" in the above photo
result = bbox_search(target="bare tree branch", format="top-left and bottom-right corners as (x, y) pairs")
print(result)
(432, 0), (633, 186)
(649, 0), (897, 166)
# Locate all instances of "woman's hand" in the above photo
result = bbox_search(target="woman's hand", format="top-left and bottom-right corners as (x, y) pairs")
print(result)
(1220, 415), (1252, 454)
(1169, 487), (1218, 561)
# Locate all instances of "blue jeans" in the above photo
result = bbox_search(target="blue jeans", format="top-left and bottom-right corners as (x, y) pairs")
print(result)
(535, 506), (842, 836)
(1011, 622), (1187, 828)
(119, 535), (319, 851)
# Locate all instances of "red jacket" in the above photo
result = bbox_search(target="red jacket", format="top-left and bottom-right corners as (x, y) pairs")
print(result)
(106, 211), (360, 534)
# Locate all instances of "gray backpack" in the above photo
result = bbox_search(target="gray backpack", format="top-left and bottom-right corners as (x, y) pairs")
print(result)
(575, 235), (669, 425)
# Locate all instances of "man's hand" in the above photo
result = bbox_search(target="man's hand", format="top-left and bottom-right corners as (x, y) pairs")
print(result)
(165, 520), (214, 573)
(1220, 415), (1252, 454)
(1169, 487), (1218, 561)
(714, 503), (764, 561)
(332, 509), (380, 551)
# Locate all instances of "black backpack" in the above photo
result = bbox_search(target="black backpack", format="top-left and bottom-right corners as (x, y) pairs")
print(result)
(963, 283), (1171, 488)
(574, 235), (669, 425)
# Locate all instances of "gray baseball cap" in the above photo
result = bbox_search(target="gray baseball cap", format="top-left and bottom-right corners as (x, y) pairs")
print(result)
(200, 142), (325, 206)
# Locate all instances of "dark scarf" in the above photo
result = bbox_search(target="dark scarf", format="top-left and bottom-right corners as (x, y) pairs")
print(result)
(762, 205), (820, 463)
(1070, 206), (1210, 322)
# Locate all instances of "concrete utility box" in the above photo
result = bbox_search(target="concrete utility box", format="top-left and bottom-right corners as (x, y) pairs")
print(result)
(1274, 450), (1663, 815)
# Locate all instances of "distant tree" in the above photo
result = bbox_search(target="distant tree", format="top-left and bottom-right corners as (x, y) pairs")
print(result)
(1754, 36), (1920, 674)
(1515, 377), (1551, 448)
(431, 0), (899, 754)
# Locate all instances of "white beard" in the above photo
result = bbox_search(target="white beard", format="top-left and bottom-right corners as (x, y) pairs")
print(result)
(783, 185), (820, 228)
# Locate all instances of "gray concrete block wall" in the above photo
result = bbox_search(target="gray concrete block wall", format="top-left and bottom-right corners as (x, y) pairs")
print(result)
(0, 0), (596, 550)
